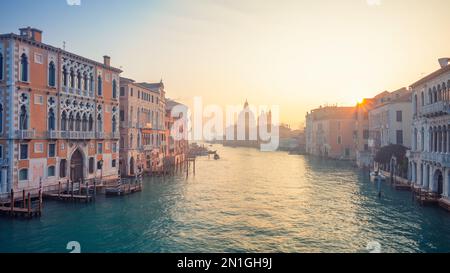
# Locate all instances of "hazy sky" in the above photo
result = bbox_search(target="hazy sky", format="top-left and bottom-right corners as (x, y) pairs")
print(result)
(1, 0), (450, 128)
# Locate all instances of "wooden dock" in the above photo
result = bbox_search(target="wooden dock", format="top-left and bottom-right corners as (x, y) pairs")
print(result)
(0, 189), (42, 218)
(42, 181), (95, 203)
(105, 176), (143, 197)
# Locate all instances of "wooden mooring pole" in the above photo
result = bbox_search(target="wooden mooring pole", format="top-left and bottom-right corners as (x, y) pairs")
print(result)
(10, 189), (14, 213)
(22, 190), (26, 208)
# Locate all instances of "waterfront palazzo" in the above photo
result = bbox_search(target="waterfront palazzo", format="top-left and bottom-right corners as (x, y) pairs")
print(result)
(408, 58), (450, 201)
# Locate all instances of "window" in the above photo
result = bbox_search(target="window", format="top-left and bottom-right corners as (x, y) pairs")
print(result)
(34, 53), (43, 64)
(130, 88), (133, 97)
(120, 110), (125, 121)
(396, 130), (403, 145)
(61, 143), (65, 150)
(97, 75), (102, 96)
(97, 114), (103, 132)
(48, 61), (56, 87)
(61, 111), (67, 131)
(48, 108), (55, 131)
(112, 159), (116, 168)
(84, 74), (88, 91)
(89, 158), (95, 174)
(60, 159), (67, 178)
(34, 94), (43, 105)
(70, 70), (75, 88)
(0, 145), (3, 159)
(97, 161), (102, 170)
(112, 116), (117, 133)
(62, 66), (68, 87)
(363, 130), (370, 140)
(120, 87), (125, 96)
(337, 136), (342, 145)
(112, 80), (117, 99)
(0, 104), (3, 134)
(112, 142), (117, 153)
(47, 166), (55, 177)
(19, 105), (28, 130)
(97, 143), (103, 154)
(48, 143), (56, 157)
(0, 53), (3, 80)
(396, 111), (402, 122)
(19, 169), (28, 181)
(20, 144), (28, 159)
(20, 54), (28, 82)
(34, 143), (44, 153)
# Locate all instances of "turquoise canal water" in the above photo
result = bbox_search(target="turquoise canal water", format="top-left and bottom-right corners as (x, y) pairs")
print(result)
(1, 145), (450, 253)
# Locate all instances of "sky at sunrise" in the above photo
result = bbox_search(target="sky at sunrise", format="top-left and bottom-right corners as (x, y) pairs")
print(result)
(1, 0), (450, 128)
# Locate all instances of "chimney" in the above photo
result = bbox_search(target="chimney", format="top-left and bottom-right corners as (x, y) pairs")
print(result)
(103, 55), (111, 67)
(439, 58), (450, 68)
(19, 27), (43, 43)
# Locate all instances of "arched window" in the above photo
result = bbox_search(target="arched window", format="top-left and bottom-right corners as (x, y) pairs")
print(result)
(112, 115), (117, 133)
(130, 133), (133, 148)
(0, 53), (3, 80)
(428, 89), (432, 104)
(62, 66), (68, 87)
(112, 79), (117, 99)
(413, 94), (417, 115)
(433, 87), (437, 103)
(19, 169), (28, 181)
(84, 73), (88, 91)
(421, 128), (425, 151)
(75, 113), (81, 131)
(97, 114), (103, 132)
(68, 112), (74, 131)
(89, 158), (95, 174)
(61, 111), (67, 131)
(20, 54), (28, 82)
(60, 159), (67, 178)
(0, 104), (3, 134)
(70, 70), (75, 88)
(47, 166), (56, 177)
(97, 75), (103, 96)
(77, 71), (82, 90)
(88, 114), (94, 132)
(82, 114), (88, 132)
(19, 105), (28, 130)
(90, 74), (94, 92)
(48, 61), (56, 87)
(48, 108), (55, 131)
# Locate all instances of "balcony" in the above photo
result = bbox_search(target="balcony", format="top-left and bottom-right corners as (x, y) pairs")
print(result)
(421, 151), (450, 167)
(62, 131), (95, 140)
(420, 101), (448, 117)
(15, 129), (35, 139)
(96, 132), (105, 139)
(108, 132), (120, 139)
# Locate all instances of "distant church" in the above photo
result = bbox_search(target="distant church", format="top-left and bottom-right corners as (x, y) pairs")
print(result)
(223, 100), (272, 148)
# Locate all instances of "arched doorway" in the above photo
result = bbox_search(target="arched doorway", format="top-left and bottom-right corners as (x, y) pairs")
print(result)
(130, 157), (135, 176)
(70, 149), (84, 182)
(434, 170), (444, 196)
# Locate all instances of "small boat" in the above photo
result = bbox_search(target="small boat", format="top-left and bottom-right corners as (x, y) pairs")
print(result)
(370, 171), (386, 182)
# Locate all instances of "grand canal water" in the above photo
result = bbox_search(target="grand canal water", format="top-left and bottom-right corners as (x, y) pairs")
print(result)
(1, 145), (450, 253)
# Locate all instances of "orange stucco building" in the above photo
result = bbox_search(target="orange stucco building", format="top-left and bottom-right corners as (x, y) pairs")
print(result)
(0, 27), (121, 194)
